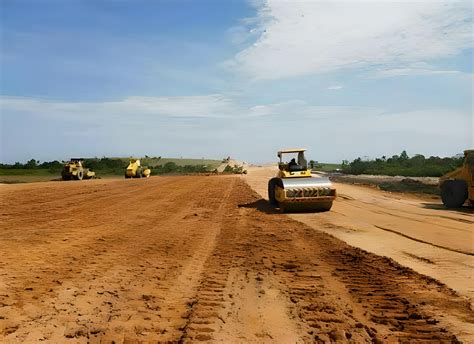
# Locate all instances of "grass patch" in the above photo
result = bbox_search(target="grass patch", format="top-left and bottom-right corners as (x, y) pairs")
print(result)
(377, 179), (439, 195)
(0, 169), (60, 176)
(0, 175), (60, 184)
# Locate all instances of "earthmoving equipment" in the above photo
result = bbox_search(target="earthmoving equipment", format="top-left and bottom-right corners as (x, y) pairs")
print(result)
(268, 149), (336, 212)
(439, 150), (474, 208)
(125, 159), (151, 179)
(61, 159), (96, 181)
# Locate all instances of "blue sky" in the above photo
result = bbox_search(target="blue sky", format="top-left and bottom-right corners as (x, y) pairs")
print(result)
(1, 0), (472, 163)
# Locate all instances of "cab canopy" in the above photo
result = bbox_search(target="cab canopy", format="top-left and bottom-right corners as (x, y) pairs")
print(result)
(277, 148), (308, 168)
(277, 148), (306, 159)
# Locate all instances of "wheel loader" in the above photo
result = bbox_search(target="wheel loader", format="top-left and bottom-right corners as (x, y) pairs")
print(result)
(125, 159), (151, 179)
(268, 149), (336, 212)
(61, 159), (96, 181)
(439, 149), (474, 208)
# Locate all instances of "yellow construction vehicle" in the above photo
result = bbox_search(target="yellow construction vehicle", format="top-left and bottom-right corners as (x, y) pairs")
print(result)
(125, 159), (151, 178)
(61, 159), (96, 181)
(268, 149), (336, 212)
(439, 149), (474, 208)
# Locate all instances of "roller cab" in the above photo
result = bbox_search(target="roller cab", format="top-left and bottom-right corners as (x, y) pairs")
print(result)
(268, 149), (336, 212)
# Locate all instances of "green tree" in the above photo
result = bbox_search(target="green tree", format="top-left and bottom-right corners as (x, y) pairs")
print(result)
(349, 158), (368, 175)
(399, 150), (409, 161)
(25, 159), (38, 169)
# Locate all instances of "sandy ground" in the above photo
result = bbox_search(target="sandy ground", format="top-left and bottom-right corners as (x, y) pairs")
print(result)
(245, 167), (474, 301)
(1, 175), (473, 342)
(246, 167), (474, 302)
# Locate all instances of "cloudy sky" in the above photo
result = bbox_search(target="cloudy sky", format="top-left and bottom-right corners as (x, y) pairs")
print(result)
(1, 0), (472, 163)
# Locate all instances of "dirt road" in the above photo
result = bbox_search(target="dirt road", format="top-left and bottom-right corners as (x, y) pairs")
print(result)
(1, 176), (473, 342)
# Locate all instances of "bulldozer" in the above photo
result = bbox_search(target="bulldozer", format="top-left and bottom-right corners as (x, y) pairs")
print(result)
(268, 149), (336, 212)
(125, 159), (151, 179)
(61, 159), (96, 181)
(439, 149), (474, 208)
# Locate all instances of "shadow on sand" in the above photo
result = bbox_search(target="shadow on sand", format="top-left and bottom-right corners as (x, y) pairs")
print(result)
(238, 199), (330, 214)
(238, 199), (279, 214)
(421, 203), (474, 214)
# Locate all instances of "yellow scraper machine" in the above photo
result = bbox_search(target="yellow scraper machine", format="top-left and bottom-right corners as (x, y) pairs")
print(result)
(125, 158), (151, 178)
(268, 149), (336, 212)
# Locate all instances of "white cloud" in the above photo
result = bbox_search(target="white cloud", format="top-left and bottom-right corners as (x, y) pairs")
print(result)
(230, 0), (472, 79)
(227, 26), (254, 45)
(0, 94), (240, 120)
(372, 68), (462, 78)
(327, 85), (344, 90)
(371, 62), (464, 78)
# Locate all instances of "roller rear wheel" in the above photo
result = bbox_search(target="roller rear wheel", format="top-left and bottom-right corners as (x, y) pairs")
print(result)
(441, 180), (467, 208)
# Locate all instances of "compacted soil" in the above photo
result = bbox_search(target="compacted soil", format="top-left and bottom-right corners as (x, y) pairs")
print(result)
(245, 166), (474, 303)
(0, 176), (472, 343)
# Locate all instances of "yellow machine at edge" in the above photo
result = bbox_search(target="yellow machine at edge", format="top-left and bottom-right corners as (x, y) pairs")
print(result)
(268, 149), (336, 212)
(439, 149), (474, 208)
(125, 159), (151, 179)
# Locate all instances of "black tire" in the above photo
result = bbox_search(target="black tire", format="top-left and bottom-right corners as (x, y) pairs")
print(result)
(74, 169), (83, 181)
(268, 178), (278, 205)
(441, 180), (468, 208)
(135, 168), (143, 178)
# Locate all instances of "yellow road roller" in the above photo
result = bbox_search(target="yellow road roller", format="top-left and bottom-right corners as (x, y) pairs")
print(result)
(439, 149), (474, 208)
(268, 149), (336, 212)
(125, 159), (151, 178)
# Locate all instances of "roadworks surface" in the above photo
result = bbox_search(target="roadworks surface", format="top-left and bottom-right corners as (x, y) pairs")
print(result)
(0, 174), (473, 343)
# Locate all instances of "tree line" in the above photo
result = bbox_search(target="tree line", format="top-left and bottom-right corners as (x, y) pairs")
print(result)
(1, 151), (463, 177)
(340, 151), (463, 177)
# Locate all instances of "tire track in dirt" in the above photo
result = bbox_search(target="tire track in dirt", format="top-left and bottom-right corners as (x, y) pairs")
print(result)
(179, 180), (472, 342)
(335, 198), (470, 233)
(180, 182), (303, 343)
(373, 225), (474, 256)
